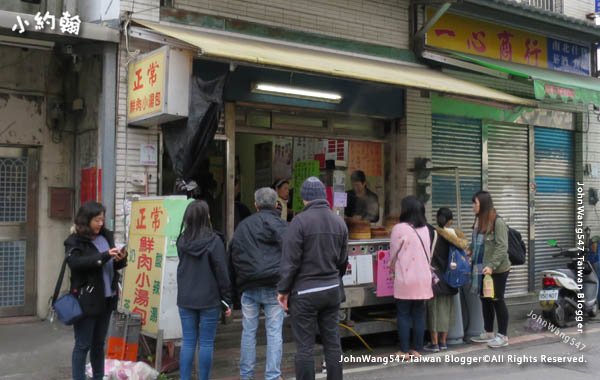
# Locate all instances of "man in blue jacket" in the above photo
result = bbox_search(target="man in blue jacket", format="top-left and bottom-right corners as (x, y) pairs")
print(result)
(230, 187), (288, 380)
(277, 177), (349, 380)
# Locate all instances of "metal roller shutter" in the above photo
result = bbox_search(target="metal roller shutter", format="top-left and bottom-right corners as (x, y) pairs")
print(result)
(487, 124), (529, 296)
(534, 127), (575, 288)
(432, 115), (482, 231)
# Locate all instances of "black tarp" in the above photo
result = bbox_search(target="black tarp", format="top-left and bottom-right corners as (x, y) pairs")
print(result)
(162, 73), (227, 193)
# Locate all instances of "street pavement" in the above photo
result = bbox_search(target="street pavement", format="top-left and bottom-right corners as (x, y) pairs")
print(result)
(339, 325), (600, 380)
(1, 306), (600, 380)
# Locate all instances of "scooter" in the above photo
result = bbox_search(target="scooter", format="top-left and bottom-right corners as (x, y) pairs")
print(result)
(539, 229), (599, 327)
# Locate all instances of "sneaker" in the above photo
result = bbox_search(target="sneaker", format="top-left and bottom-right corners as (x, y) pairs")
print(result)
(488, 334), (509, 348)
(470, 332), (495, 343)
(423, 343), (440, 352)
(439, 343), (448, 350)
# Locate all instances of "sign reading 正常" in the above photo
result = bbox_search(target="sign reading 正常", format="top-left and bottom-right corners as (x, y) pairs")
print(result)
(426, 9), (590, 76)
(127, 46), (193, 127)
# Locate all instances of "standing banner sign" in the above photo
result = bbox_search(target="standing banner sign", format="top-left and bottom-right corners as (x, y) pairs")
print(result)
(121, 197), (192, 337)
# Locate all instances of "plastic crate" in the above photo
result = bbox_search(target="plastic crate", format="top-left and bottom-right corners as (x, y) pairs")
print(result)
(106, 312), (142, 361)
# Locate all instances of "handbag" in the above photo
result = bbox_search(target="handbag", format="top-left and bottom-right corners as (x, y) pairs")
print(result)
(52, 248), (84, 325)
(409, 225), (440, 286)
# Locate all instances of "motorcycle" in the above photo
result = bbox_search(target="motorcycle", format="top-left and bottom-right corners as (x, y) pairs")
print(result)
(539, 228), (599, 327)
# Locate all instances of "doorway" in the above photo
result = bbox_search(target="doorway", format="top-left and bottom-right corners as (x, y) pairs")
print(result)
(0, 147), (38, 316)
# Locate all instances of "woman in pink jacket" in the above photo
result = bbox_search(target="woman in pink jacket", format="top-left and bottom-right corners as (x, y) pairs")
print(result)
(389, 196), (433, 359)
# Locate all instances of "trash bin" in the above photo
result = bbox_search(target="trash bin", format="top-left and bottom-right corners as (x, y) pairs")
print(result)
(460, 284), (484, 341)
(446, 292), (464, 345)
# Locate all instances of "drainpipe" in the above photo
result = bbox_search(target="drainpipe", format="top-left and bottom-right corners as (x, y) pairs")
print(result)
(411, 1), (455, 58)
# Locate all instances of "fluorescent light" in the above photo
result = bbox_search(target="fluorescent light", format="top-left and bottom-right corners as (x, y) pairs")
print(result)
(0, 35), (54, 51)
(252, 82), (342, 103)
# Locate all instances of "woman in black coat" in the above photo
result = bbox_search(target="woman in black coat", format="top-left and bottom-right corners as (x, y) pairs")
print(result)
(64, 202), (127, 380)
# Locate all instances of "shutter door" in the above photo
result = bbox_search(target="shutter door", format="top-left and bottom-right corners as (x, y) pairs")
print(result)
(534, 127), (575, 288)
(432, 115), (481, 231)
(487, 124), (529, 296)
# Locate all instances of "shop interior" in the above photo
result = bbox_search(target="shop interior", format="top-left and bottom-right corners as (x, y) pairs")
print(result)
(162, 59), (406, 239)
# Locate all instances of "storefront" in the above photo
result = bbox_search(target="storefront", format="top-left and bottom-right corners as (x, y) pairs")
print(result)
(120, 18), (536, 334)
(419, 6), (600, 295)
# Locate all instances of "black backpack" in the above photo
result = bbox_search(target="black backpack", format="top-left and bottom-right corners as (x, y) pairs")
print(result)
(507, 227), (526, 265)
(497, 217), (526, 265)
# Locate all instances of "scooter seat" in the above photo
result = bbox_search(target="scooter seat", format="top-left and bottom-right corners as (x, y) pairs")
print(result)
(550, 269), (576, 280)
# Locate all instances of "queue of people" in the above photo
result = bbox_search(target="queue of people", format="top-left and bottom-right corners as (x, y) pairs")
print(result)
(63, 182), (509, 380)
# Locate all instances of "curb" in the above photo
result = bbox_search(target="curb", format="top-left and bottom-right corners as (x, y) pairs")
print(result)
(294, 325), (600, 380)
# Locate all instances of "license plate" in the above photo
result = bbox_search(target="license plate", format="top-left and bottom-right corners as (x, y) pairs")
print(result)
(539, 289), (559, 301)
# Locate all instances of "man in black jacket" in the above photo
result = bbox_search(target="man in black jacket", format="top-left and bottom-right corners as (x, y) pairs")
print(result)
(277, 177), (348, 380)
(230, 187), (288, 380)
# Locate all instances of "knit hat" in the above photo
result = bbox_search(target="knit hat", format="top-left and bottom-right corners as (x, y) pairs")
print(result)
(300, 176), (326, 202)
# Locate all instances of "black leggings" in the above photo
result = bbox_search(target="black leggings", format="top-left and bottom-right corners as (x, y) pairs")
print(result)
(481, 271), (509, 336)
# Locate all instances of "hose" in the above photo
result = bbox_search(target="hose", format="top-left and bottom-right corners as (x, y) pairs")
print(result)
(338, 323), (374, 351)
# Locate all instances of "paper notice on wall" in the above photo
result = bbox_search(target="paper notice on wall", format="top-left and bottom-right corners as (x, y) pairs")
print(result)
(348, 141), (382, 177)
(293, 137), (324, 163)
(334, 192), (347, 208)
(273, 137), (293, 181)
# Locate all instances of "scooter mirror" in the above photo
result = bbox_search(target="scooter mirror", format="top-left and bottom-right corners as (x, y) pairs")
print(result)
(547, 239), (558, 247)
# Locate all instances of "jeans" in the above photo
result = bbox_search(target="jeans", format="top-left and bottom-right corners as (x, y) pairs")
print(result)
(290, 286), (342, 380)
(240, 287), (285, 380)
(72, 309), (112, 380)
(481, 271), (510, 336)
(178, 306), (221, 380)
(395, 299), (426, 353)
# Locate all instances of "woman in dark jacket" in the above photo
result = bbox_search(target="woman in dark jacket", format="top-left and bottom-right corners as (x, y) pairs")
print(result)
(424, 208), (468, 352)
(177, 200), (232, 380)
(64, 201), (127, 380)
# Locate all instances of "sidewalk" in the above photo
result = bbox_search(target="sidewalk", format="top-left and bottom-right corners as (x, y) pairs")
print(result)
(0, 295), (582, 380)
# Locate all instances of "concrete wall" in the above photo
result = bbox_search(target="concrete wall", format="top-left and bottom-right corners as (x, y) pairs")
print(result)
(79, 0), (120, 23)
(562, 0), (594, 19)
(0, 0), (69, 17)
(172, 0), (410, 49)
(121, 0), (160, 21)
(0, 47), (73, 317)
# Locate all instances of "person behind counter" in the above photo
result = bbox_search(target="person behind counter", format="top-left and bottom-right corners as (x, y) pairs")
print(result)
(272, 178), (292, 222)
(345, 170), (379, 223)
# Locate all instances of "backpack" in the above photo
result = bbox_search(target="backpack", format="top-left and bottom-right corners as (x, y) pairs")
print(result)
(443, 245), (471, 288)
(495, 216), (526, 265)
(507, 226), (526, 265)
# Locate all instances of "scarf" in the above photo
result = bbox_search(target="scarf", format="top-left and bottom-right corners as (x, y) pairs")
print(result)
(471, 231), (485, 295)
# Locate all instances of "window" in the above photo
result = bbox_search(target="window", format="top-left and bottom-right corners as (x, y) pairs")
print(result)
(521, 0), (563, 13)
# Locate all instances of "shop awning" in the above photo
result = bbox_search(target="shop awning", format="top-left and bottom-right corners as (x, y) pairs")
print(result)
(449, 52), (600, 105)
(133, 20), (537, 107)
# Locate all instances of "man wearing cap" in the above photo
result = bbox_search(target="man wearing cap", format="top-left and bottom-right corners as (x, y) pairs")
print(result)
(277, 177), (349, 380)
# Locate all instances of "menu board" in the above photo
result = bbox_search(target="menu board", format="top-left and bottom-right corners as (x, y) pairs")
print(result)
(348, 141), (382, 177)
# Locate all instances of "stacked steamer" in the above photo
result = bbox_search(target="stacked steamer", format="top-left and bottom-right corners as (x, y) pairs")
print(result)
(370, 226), (389, 238)
(348, 220), (371, 240)
(384, 216), (399, 234)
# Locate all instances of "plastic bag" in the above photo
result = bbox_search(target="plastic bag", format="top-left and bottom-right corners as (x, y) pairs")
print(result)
(85, 359), (159, 380)
(482, 274), (495, 298)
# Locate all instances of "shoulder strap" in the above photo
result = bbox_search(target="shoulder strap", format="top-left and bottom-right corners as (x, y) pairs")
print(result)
(409, 225), (430, 264)
(52, 248), (78, 305)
